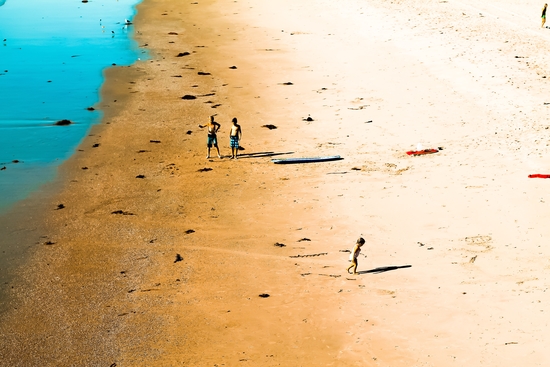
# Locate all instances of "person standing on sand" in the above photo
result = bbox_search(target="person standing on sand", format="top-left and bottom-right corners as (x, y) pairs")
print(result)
(229, 117), (242, 159)
(346, 237), (365, 275)
(542, 3), (547, 28)
(205, 115), (221, 159)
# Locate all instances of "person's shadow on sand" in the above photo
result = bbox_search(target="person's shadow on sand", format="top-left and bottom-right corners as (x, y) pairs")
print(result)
(358, 265), (411, 275)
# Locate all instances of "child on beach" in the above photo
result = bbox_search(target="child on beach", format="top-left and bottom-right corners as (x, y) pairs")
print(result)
(229, 117), (242, 159)
(346, 237), (365, 275)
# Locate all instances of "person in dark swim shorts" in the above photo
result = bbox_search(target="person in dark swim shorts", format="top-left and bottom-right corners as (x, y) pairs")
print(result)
(205, 115), (221, 159)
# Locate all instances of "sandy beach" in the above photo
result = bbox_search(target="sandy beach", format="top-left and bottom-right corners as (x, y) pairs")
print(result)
(2, 0), (550, 365)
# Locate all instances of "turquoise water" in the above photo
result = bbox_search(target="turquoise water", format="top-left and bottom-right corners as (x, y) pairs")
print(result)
(0, 0), (145, 213)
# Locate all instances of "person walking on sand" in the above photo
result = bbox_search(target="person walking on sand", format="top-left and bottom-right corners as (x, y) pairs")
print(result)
(346, 237), (365, 275)
(205, 115), (221, 159)
(229, 117), (242, 159)
(542, 3), (548, 28)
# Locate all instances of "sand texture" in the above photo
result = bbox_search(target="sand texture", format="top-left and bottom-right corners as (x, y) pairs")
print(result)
(2, 0), (550, 365)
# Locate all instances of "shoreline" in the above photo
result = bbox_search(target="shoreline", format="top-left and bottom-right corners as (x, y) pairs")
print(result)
(2, 0), (550, 365)
(0, 0), (142, 214)
(0, 0), (144, 309)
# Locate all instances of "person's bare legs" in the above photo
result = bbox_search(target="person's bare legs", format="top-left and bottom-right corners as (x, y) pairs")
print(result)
(206, 147), (210, 159)
(346, 259), (358, 274)
(215, 145), (221, 158)
(543, 17), (546, 28)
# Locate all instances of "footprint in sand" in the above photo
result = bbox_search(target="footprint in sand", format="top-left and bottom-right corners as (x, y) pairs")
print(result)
(464, 235), (493, 253)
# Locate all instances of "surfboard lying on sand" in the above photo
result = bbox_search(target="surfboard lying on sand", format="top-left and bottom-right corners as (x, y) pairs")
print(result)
(272, 155), (342, 164)
(528, 174), (550, 178)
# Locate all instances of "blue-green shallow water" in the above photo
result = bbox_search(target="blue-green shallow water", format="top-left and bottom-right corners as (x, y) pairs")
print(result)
(0, 0), (146, 213)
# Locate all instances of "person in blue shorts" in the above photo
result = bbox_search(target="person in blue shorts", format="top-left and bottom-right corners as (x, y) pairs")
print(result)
(229, 117), (242, 159)
(205, 115), (221, 159)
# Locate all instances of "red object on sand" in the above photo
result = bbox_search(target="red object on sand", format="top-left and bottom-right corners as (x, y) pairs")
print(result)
(528, 174), (550, 178)
(406, 149), (439, 156)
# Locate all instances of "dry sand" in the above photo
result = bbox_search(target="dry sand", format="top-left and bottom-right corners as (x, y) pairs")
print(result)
(1, 0), (550, 365)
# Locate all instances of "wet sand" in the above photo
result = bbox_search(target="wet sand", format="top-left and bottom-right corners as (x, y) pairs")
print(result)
(2, 0), (550, 365)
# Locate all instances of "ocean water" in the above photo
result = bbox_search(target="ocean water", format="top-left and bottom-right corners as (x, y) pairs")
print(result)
(0, 0), (145, 213)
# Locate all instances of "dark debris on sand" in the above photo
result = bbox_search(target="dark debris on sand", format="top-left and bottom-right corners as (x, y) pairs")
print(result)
(289, 252), (327, 258)
(111, 210), (135, 216)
